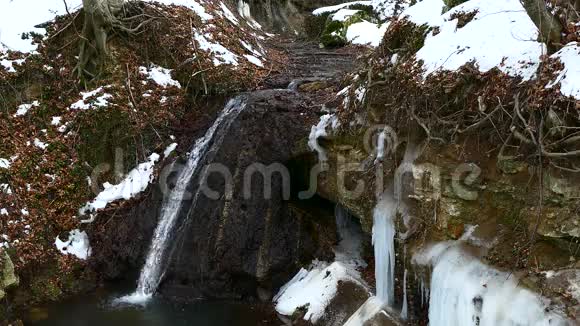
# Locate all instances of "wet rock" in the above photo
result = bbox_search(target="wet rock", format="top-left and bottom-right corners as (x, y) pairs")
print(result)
(522, 206), (580, 240)
(87, 186), (163, 280)
(363, 312), (402, 326)
(318, 281), (371, 326)
(242, 0), (345, 33)
(543, 269), (580, 319)
(545, 172), (580, 200)
(159, 90), (336, 300)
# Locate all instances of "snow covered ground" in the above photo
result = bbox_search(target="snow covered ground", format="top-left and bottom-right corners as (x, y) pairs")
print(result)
(0, 0), (268, 69)
(403, 0), (545, 81)
(312, 0), (579, 99)
(0, 0), (82, 52)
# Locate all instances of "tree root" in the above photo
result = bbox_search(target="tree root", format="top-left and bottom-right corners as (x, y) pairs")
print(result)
(75, 0), (157, 85)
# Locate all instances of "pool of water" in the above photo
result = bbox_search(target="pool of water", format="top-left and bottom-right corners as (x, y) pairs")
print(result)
(25, 284), (277, 326)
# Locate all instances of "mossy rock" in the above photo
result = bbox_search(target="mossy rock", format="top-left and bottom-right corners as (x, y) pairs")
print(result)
(443, 0), (468, 11)
(381, 19), (429, 59)
(1, 251), (19, 300)
(304, 13), (332, 39)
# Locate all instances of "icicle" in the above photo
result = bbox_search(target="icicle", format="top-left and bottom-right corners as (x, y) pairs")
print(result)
(401, 269), (408, 320)
(372, 194), (397, 306)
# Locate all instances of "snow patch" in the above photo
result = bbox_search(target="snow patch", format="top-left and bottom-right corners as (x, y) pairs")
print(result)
(147, 0), (213, 21)
(139, 65), (181, 88)
(0, 0), (82, 52)
(194, 32), (238, 66)
(313, 1), (372, 15)
(1, 58), (25, 73)
(70, 87), (112, 110)
(163, 143), (178, 157)
(33, 138), (48, 150)
(546, 42), (580, 100)
(79, 153), (160, 217)
(0, 158), (10, 169)
(14, 101), (40, 117)
(51, 116), (62, 126)
(308, 114), (339, 162)
(401, 0), (444, 26)
(332, 9), (361, 21)
(372, 0), (410, 20)
(55, 229), (92, 260)
(220, 2), (239, 25)
(244, 54), (263, 67)
(347, 21), (389, 47)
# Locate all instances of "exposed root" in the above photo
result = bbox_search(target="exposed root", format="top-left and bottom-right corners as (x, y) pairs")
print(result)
(74, 0), (157, 85)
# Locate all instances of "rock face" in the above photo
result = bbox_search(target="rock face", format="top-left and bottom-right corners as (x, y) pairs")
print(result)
(0, 251), (19, 300)
(87, 187), (164, 280)
(241, 0), (344, 33)
(156, 89), (336, 300)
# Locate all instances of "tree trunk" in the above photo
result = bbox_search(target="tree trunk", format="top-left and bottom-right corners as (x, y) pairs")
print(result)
(76, 0), (124, 83)
(521, 0), (563, 51)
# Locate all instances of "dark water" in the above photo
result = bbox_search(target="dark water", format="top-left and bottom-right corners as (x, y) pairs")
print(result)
(25, 284), (277, 326)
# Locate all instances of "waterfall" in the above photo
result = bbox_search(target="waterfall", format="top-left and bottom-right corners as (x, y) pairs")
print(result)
(414, 243), (570, 326)
(116, 97), (247, 304)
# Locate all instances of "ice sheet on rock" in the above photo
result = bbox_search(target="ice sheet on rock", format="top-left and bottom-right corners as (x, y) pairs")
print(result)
(274, 260), (366, 323)
(163, 143), (178, 157)
(413, 242), (570, 326)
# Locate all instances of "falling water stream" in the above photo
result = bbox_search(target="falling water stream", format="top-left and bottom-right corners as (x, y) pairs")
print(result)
(117, 97), (247, 304)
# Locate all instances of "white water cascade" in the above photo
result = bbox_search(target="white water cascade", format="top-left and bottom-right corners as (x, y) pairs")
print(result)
(414, 242), (571, 326)
(117, 97), (247, 304)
